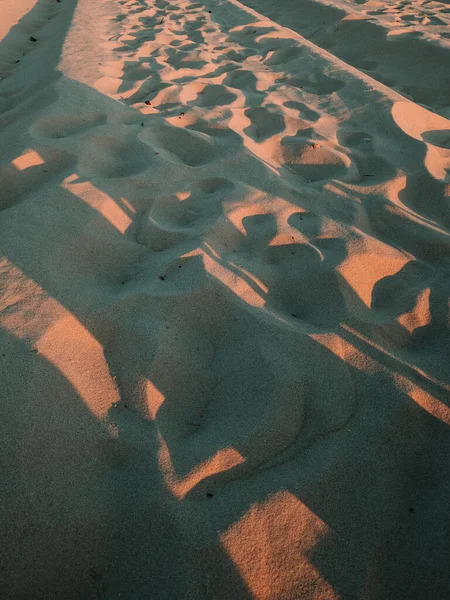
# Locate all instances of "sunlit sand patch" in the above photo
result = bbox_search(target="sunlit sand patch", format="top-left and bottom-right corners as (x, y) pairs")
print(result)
(0, 257), (65, 341)
(397, 287), (431, 333)
(62, 174), (132, 234)
(37, 315), (120, 421)
(201, 244), (267, 307)
(221, 491), (338, 600)
(0, 0), (39, 40)
(393, 373), (450, 425)
(384, 178), (450, 238)
(224, 194), (302, 235)
(120, 196), (136, 214)
(336, 239), (409, 308)
(268, 231), (305, 247)
(385, 174), (414, 213)
(158, 432), (245, 499)
(144, 379), (166, 420)
(12, 149), (45, 171)
(424, 143), (450, 182)
(310, 332), (381, 374)
(0, 258), (118, 421)
(95, 76), (125, 97)
(175, 191), (191, 201)
(342, 323), (450, 392)
(392, 101), (450, 181)
(392, 102), (450, 144)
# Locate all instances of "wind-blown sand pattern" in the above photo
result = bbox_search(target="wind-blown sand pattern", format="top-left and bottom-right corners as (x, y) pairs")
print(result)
(0, 0), (449, 598)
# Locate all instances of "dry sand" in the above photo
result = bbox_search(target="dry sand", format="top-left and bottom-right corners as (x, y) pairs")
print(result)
(0, 0), (39, 41)
(0, 0), (449, 598)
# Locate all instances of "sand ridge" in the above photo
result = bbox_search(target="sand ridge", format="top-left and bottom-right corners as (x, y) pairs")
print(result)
(238, 0), (450, 117)
(0, 0), (449, 598)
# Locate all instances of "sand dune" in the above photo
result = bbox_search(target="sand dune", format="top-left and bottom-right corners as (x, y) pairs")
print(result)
(0, 0), (449, 598)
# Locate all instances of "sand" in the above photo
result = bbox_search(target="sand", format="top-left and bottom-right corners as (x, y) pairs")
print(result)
(0, 1), (40, 41)
(0, 0), (449, 598)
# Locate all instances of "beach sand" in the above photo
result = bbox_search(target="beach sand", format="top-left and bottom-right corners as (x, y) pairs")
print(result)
(0, 0), (449, 598)
(0, 0), (39, 41)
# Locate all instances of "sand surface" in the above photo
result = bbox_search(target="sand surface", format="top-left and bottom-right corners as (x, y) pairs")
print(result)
(0, 0), (449, 598)
(0, 0), (39, 41)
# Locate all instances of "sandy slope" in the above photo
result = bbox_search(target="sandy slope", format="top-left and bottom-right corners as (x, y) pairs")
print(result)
(0, 0), (449, 598)
(239, 0), (450, 117)
(0, 0), (39, 41)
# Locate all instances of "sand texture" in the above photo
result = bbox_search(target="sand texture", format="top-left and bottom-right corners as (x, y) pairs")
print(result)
(0, 0), (449, 598)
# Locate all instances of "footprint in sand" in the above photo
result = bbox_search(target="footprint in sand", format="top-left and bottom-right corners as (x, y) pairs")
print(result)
(283, 72), (345, 96)
(140, 123), (215, 167)
(231, 24), (277, 40)
(137, 177), (234, 251)
(280, 135), (360, 183)
(0, 147), (75, 211)
(368, 259), (447, 350)
(124, 265), (355, 489)
(78, 131), (153, 178)
(233, 212), (349, 327)
(139, 121), (240, 167)
(121, 62), (154, 83)
(337, 129), (373, 148)
(223, 69), (260, 95)
(263, 46), (304, 67)
(283, 100), (321, 122)
(182, 18), (207, 34)
(371, 260), (433, 322)
(185, 2), (205, 10)
(354, 154), (397, 184)
(244, 106), (286, 142)
(265, 240), (348, 325)
(163, 48), (208, 71)
(422, 129), (450, 150)
(169, 300), (356, 488)
(30, 112), (107, 139)
(128, 78), (172, 105)
(193, 84), (238, 107)
(337, 129), (397, 184)
(220, 49), (253, 63)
